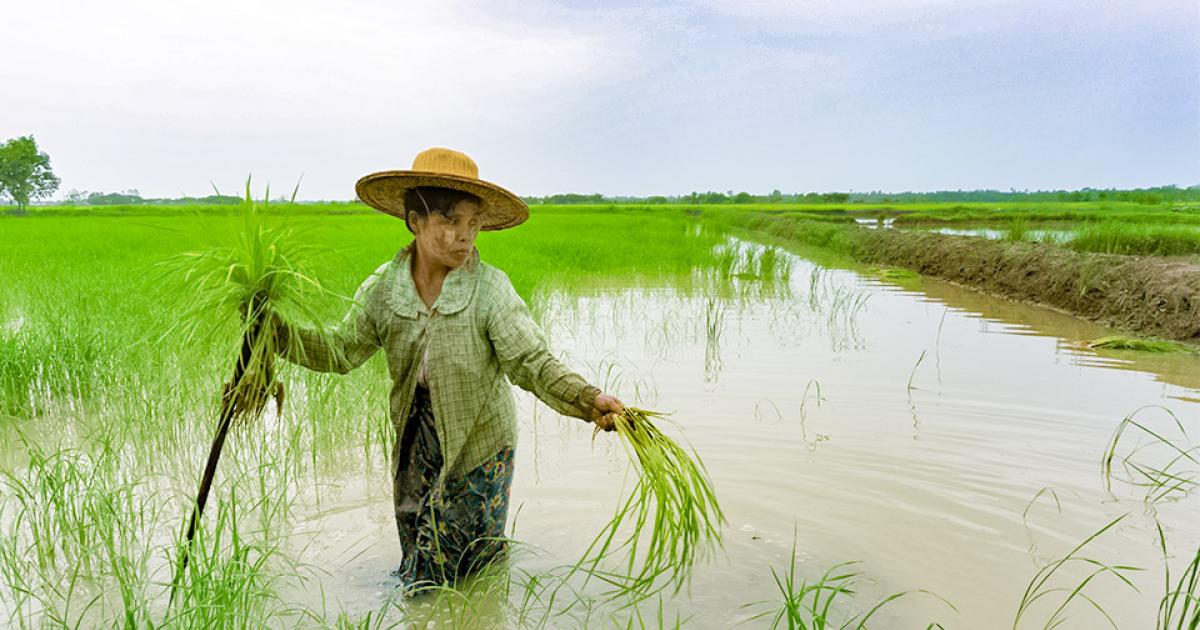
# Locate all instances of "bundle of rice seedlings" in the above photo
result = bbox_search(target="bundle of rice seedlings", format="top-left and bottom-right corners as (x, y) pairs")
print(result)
(576, 407), (724, 599)
(1088, 335), (1190, 354)
(160, 180), (337, 600)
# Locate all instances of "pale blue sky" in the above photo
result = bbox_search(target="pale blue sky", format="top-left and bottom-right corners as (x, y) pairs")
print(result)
(2, 0), (1196, 199)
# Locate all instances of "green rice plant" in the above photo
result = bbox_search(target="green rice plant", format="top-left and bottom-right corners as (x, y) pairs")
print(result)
(159, 179), (343, 600)
(0, 430), (162, 628)
(401, 566), (513, 630)
(1036, 231), (1068, 246)
(742, 247), (764, 279)
(758, 246), (780, 279)
(1012, 514), (1142, 629)
(575, 408), (724, 599)
(907, 350), (927, 392)
(165, 489), (294, 628)
(0, 312), (107, 418)
(798, 380), (830, 451)
(617, 594), (689, 629)
(1020, 487), (1064, 564)
(1002, 217), (1030, 242)
(1069, 222), (1200, 256)
(826, 286), (870, 349)
(714, 245), (739, 279)
(870, 267), (918, 282)
(736, 215), (864, 257)
(1101, 405), (1198, 504)
(704, 298), (726, 382)
(1155, 522), (1200, 630)
(396, 552), (608, 630)
(807, 267), (828, 312)
(1089, 336), (1192, 353)
(740, 533), (954, 629)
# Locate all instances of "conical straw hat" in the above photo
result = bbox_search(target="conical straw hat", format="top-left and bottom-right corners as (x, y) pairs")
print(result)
(355, 147), (529, 231)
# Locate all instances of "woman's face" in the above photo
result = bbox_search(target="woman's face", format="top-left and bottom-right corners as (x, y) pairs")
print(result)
(411, 199), (483, 270)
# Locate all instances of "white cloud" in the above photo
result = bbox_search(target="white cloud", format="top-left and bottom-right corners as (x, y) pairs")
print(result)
(1, 0), (1194, 197)
(1, 0), (654, 197)
(8, 0), (635, 121)
(696, 0), (1196, 35)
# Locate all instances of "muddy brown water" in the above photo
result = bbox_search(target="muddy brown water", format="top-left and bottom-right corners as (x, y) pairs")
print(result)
(275, 239), (1200, 627)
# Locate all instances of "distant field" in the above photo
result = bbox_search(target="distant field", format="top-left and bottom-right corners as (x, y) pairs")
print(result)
(10, 200), (1200, 259)
(7, 199), (1198, 223)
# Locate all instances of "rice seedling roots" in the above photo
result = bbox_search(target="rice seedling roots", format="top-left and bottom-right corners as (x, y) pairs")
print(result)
(171, 296), (282, 603)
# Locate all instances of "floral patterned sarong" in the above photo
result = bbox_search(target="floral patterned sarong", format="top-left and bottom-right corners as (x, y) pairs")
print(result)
(393, 385), (514, 589)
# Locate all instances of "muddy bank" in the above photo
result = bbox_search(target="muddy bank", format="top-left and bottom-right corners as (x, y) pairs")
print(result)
(734, 214), (1200, 343)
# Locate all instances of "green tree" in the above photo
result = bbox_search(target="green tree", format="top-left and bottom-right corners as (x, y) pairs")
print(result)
(0, 136), (60, 215)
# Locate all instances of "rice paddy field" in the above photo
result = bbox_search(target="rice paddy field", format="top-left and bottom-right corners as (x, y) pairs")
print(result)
(2, 206), (1199, 628)
(917, 223), (1200, 257)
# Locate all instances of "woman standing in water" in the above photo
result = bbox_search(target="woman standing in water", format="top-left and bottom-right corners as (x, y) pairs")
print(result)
(274, 147), (625, 590)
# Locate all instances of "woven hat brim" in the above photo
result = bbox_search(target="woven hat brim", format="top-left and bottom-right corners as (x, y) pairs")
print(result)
(355, 171), (529, 231)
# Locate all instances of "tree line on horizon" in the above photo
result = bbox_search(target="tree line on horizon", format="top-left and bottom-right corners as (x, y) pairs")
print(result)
(16, 185), (1200, 209)
(4, 135), (1198, 211)
(524, 186), (1200, 206)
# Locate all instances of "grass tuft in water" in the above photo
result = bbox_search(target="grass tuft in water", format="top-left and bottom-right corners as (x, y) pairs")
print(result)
(1155, 522), (1200, 630)
(1002, 217), (1030, 242)
(1101, 405), (1198, 504)
(1013, 514), (1142, 629)
(740, 531), (955, 629)
(871, 266), (919, 282)
(1089, 336), (1192, 354)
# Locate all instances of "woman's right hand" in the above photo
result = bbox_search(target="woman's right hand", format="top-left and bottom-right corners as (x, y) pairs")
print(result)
(590, 392), (625, 432)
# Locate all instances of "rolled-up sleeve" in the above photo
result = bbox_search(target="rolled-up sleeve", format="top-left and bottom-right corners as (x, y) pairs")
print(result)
(279, 272), (384, 374)
(486, 274), (599, 420)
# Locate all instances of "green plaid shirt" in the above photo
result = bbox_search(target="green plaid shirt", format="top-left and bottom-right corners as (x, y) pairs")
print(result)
(280, 243), (599, 479)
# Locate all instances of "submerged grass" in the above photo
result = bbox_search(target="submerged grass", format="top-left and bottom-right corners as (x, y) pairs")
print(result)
(740, 532), (955, 629)
(1155, 523), (1200, 630)
(575, 408), (724, 599)
(0, 434), (157, 627)
(1101, 405), (1198, 504)
(869, 266), (918, 282)
(1013, 514), (1143, 629)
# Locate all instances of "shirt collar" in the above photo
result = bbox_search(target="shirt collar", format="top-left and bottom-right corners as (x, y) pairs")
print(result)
(386, 242), (480, 318)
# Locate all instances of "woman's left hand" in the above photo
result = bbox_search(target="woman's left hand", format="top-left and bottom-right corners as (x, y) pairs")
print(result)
(590, 392), (625, 432)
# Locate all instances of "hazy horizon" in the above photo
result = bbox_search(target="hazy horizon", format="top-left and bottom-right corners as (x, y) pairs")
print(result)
(3, 0), (1197, 201)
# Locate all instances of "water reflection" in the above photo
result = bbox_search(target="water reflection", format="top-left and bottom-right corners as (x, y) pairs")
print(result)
(496, 234), (1200, 626)
(879, 272), (1200, 392)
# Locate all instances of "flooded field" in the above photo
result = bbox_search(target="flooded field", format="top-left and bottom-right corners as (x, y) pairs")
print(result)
(924, 226), (1074, 242)
(1, 214), (1198, 628)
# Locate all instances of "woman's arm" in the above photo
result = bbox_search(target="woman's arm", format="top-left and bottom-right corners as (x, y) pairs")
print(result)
(486, 273), (622, 425)
(277, 270), (384, 374)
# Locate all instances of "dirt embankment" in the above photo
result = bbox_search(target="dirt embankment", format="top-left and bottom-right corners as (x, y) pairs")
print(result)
(731, 212), (1200, 342)
(857, 230), (1200, 343)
